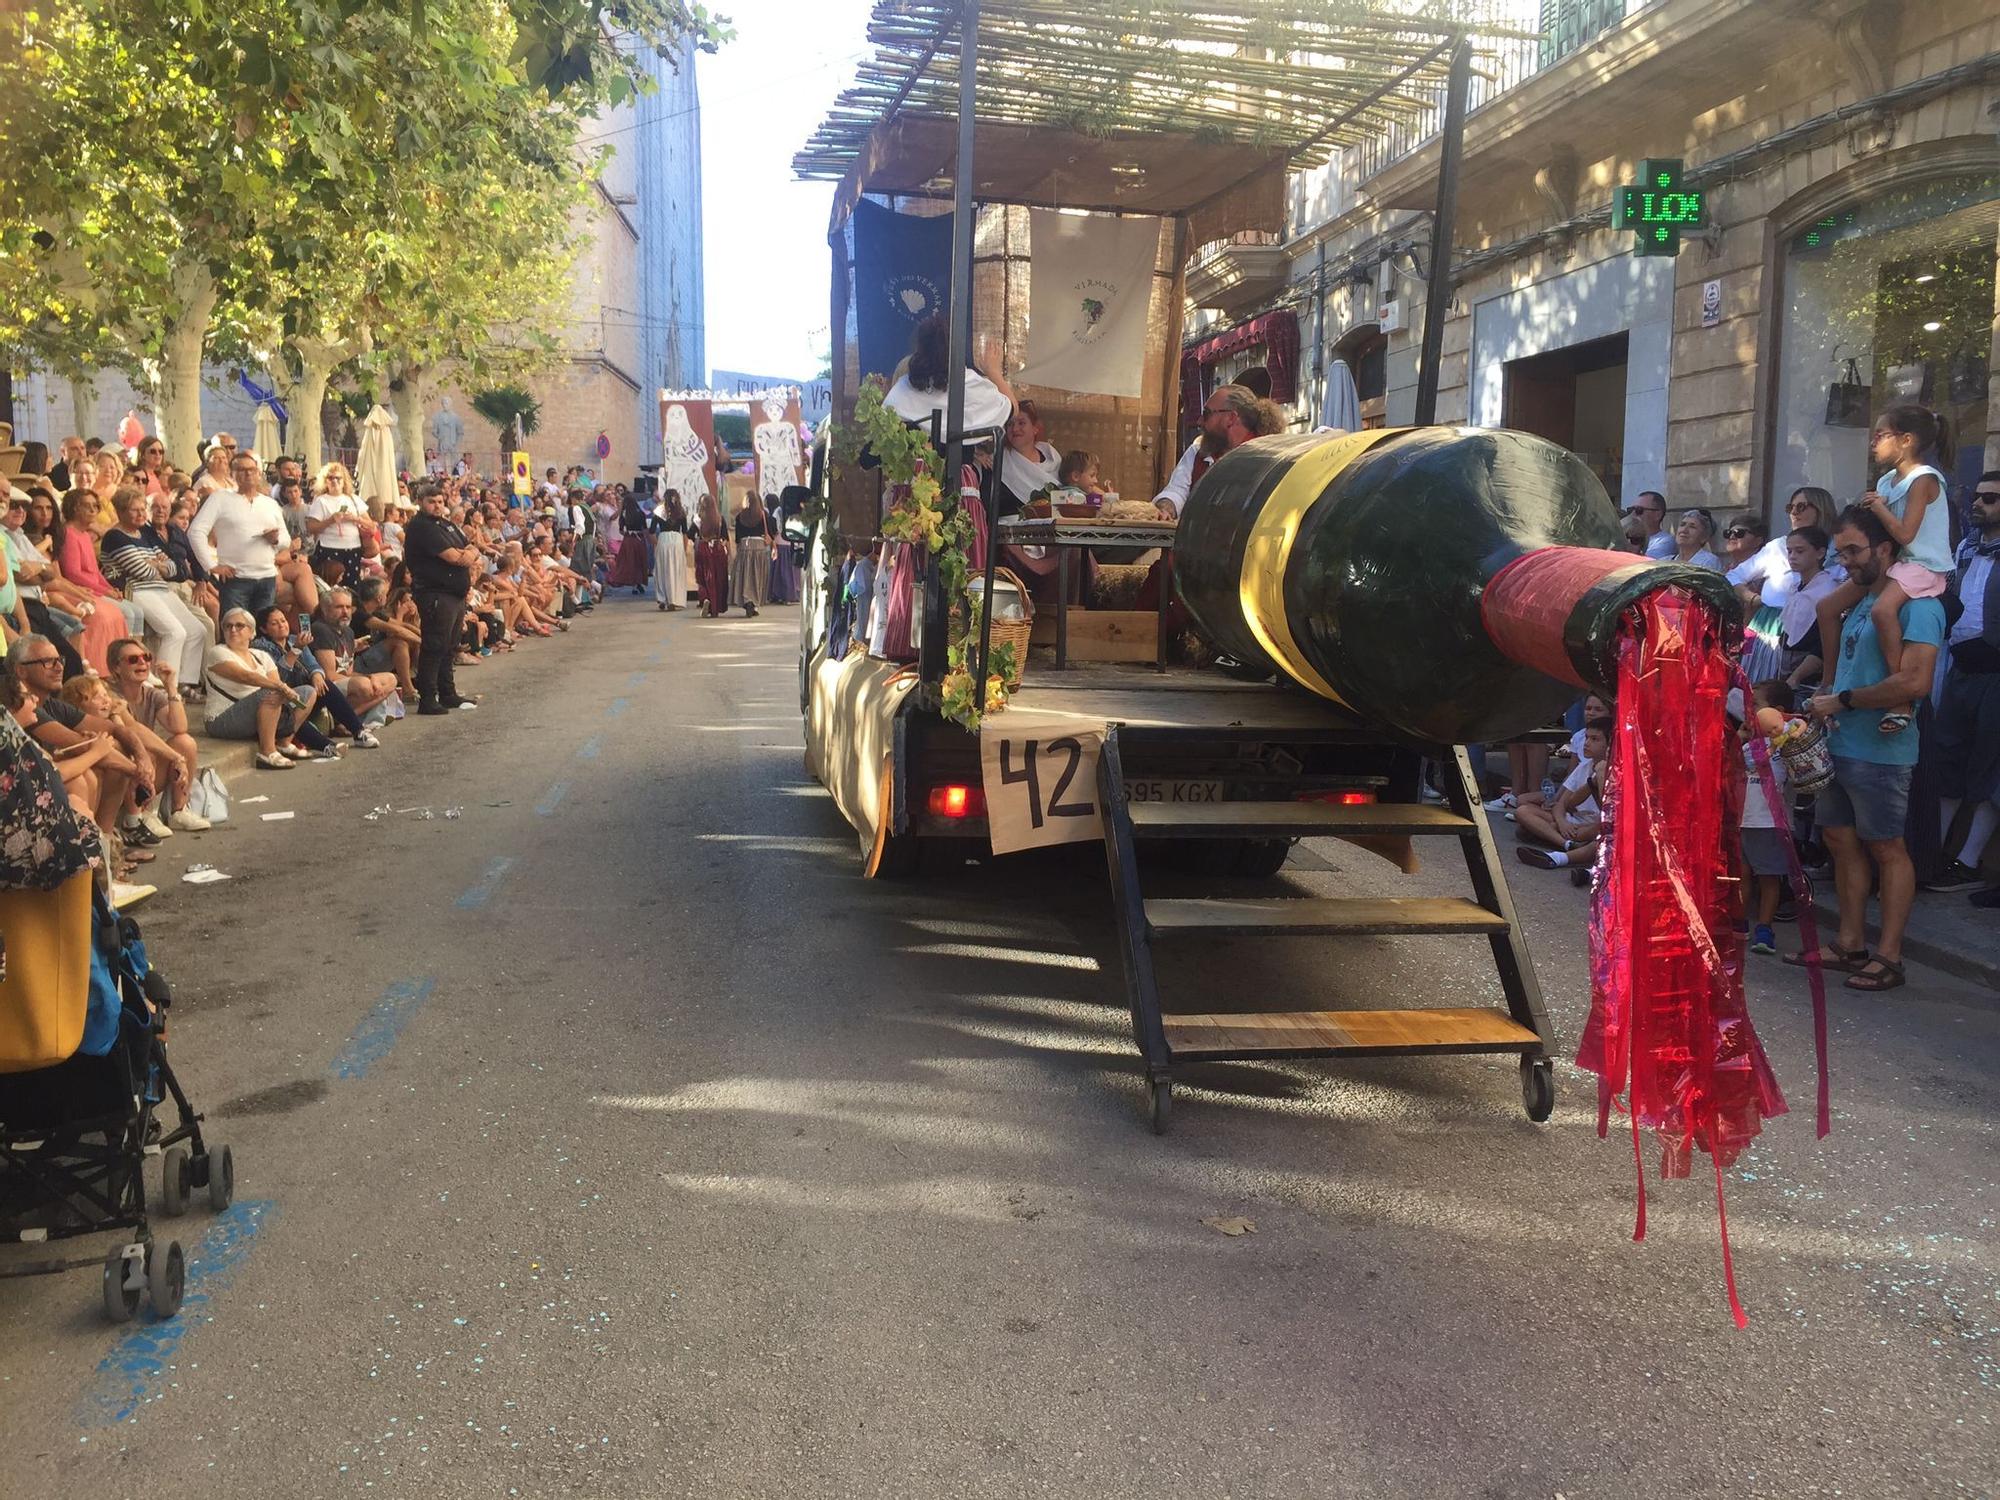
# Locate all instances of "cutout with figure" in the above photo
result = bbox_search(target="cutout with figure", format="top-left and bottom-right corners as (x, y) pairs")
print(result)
(750, 395), (804, 496)
(663, 403), (712, 510)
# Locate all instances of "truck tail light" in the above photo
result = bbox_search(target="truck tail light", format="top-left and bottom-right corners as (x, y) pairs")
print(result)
(1298, 789), (1377, 806)
(928, 784), (986, 819)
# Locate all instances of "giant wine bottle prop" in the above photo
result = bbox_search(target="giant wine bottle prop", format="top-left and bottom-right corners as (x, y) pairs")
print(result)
(1173, 427), (1739, 744)
(1177, 425), (1811, 1327)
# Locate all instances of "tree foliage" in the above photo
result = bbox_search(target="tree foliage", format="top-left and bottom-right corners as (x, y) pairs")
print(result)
(0, 0), (731, 457)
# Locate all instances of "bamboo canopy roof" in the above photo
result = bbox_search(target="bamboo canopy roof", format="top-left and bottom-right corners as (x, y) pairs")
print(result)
(795, 0), (1525, 194)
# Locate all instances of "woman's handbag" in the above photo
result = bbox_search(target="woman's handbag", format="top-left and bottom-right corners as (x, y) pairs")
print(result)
(185, 766), (231, 824)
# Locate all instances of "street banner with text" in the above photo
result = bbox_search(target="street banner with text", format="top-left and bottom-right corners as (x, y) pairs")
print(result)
(1016, 211), (1159, 398)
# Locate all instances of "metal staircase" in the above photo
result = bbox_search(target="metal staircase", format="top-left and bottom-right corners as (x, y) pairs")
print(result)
(1097, 727), (1557, 1133)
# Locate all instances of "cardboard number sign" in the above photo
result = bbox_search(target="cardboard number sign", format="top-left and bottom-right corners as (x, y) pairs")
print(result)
(979, 717), (1105, 855)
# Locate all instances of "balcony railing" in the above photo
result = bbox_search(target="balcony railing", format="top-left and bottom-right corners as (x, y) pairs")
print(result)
(1351, 0), (1647, 182)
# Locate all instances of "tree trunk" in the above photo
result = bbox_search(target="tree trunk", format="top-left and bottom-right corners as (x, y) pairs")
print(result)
(151, 262), (217, 467)
(288, 326), (370, 468)
(388, 361), (428, 475)
(68, 373), (95, 440)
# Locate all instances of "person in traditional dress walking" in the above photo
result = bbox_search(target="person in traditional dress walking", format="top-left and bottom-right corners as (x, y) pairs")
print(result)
(694, 493), (731, 618)
(731, 491), (772, 618)
(650, 489), (688, 612)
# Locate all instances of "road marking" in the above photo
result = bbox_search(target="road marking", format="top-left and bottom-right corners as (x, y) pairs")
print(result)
(330, 978), (439, 1079)
(576, 736), (603, 761)
(628, 669), (648, 686)
(454, 856), (516, 911)
(607, 697), (631, 718)
(77, 1200), (277, 1427)
(535, 780), (571, 816)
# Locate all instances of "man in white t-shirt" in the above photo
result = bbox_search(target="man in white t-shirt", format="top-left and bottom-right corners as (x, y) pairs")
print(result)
(189, 452), (289, 620)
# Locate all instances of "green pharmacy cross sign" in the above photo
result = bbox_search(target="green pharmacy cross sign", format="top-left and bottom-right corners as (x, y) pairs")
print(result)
(1612, 159), (1706, 256)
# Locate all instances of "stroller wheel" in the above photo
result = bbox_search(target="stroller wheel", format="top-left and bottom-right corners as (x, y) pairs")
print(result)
(160, 1146), (191, 1216)
(102, 1246), (144, 1323)
(147, 1240), (186, 1318)
(206, 1145), (235, 1212)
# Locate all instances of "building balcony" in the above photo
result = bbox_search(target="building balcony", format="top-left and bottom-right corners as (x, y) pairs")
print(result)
(1185, 233), (1289, 317)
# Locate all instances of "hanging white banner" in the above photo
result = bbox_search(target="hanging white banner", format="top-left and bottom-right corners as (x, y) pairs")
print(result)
(1016, 211), (1160, 398)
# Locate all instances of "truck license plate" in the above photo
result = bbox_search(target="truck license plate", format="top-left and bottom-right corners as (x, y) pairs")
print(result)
(1124, 779), (1224, 805)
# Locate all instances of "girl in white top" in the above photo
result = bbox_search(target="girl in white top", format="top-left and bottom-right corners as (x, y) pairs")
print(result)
(1817, 403), (1954, 734)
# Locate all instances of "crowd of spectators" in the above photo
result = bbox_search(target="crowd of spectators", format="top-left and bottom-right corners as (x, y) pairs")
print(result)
(1503, 404), (1995, 995)
(0, 425), (626, 908)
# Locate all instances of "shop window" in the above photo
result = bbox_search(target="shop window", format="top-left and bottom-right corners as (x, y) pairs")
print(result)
(1773, 172), (1997, 508)
(1503, 332), (1628, 495)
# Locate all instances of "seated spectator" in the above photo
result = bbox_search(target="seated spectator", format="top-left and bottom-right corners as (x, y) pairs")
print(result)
(7, 633), (143, 837)
(57, 671), (199, 847)
(154, 485), (221, 630)
(254, 604), (378, 749)
(1515, 717), (1609, 875)
(103, 637), (211, 831)
(55, 488), (148, 640)
(99, 484), (211, 700)
(204, 607), (316, 770)
(310, 588), (402, 721)
(353, 575), (421, 700)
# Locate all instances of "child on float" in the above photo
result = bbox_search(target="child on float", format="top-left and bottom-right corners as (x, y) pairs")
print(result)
(1814, 403), (1954, 735)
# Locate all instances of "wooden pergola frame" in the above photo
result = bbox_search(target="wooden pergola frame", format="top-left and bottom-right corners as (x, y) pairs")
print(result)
(799, 0), (1507, 702)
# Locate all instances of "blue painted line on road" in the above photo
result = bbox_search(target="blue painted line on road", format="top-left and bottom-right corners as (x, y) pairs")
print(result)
(535, 780), (571, 817)
(330, 978), (439, 1079)
(454, 856), (516, 912)
(576, 736), (602, 761)
(78, 1200), (278, 1427)
(628, 669), (649, 686)
(607, 696), (631, 719)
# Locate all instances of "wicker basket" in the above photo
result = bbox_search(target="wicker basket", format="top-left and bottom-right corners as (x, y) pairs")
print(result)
(963, 567), (1034, 686)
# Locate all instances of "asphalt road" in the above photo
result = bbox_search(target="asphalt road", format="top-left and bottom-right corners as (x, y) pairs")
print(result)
(2, 595), (1994, 1499)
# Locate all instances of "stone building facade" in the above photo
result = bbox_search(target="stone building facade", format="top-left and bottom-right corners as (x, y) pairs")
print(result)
(1185, 0), (2000, 524)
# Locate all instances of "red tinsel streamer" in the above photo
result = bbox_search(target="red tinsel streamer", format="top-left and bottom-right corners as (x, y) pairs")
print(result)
(1575, 590), (1788, 1328)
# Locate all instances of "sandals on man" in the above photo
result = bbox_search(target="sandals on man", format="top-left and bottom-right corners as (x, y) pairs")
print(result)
(1844, 955), (1906, 991)
(1785, 945), (1867, 972)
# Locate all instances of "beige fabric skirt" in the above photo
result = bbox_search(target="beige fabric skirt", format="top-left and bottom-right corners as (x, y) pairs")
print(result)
(731, 536), (770, 609)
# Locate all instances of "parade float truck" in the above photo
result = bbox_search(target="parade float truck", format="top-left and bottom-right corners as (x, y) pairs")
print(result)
(792, 3), (1737, 1132)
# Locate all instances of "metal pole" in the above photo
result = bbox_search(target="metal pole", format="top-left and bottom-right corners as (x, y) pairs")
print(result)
(940, 0), (983, 697)
(1414, 35), (1470, 427)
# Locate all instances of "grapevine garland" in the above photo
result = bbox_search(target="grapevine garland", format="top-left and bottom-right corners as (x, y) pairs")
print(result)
(836, 376), (1017, 729)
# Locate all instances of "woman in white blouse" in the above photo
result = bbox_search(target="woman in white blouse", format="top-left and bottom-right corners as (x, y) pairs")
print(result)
(882, 315), (1015, 441)
(998, 400), (1061, 516)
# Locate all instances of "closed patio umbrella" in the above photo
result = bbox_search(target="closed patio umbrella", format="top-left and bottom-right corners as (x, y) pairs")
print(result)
(355, 404), (399, 522)
(253, 402), (282, 466)
(1320, 358), (1361, 434)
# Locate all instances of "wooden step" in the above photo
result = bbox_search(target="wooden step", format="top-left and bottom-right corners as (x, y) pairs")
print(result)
(1145, 895), (1507, 938)
(1126, 801), (1473, 838)
(1163, 1006), (1540, 1059)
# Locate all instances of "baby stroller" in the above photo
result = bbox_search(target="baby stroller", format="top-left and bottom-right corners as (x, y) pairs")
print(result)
(0, 873), (234, 1320)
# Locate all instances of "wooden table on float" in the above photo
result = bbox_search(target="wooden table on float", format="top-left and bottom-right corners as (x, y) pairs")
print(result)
(995, 518), (1178, 671)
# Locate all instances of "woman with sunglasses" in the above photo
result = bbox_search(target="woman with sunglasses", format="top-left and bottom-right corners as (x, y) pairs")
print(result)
(102, 637), (211, 832)
(204, 608), (314, 769)
(1671, 507), (1723, 571)
(132, 436), (170, 497)
(1723, 513), (1791, 681)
